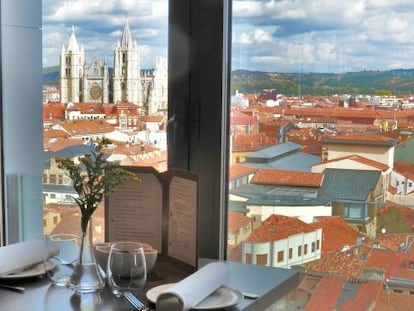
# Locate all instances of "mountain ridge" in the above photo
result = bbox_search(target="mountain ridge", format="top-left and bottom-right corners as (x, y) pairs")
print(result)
(43, 67), (414, 95)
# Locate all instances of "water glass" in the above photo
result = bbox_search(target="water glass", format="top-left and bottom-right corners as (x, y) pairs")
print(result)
(45, 233), (80, 286)
(51, 233), (80, 264)
(107, 242), (147, 296)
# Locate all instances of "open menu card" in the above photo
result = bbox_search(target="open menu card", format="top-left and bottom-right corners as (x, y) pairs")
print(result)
(105, 167), (198, 268)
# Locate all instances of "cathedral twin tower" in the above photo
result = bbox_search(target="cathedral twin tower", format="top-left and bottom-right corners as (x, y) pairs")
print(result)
(59, 19), (167, 115)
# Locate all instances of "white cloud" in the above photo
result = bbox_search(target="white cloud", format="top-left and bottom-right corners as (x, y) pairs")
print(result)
(234, 28), (273, 45)
(42, 0), (414, 73)
(231, 0), (414, 72)
(251, 56), (285, 63)
(232, 1), (267, 18)
(42, 0), (168, 68)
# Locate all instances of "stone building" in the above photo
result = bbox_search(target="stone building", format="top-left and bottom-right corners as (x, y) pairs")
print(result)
(59, 19), (167, 115)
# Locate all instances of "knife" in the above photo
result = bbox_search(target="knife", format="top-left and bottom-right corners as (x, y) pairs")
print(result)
(0, 283), (25, 293)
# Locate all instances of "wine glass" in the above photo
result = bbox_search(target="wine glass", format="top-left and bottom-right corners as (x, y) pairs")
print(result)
(45, 233), (79, 286)
(107, 241), (147, 296)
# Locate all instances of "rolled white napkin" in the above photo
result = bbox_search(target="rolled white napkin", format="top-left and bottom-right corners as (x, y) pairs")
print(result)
(0, 239), (59, 275)
(156, 262), (230, 311)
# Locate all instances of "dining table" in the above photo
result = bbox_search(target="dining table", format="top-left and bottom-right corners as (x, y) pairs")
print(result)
(0, 256), (299, 310)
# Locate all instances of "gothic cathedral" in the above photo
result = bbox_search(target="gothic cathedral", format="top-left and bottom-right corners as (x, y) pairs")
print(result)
(59, 19), (167, 115)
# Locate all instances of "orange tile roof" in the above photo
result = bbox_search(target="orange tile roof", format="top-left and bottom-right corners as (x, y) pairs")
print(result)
(44, 129), (70, 140)
(229, 164), (257, 180)
(230, 110), (258, 125)
(305, 277), (383, 311)
(296, 140), (323, 156)
(66, 102), (107, 113)
(251, 169), (323, 187)
(228, 211), (251, 233)
(260, 120), (291, 131)
(306, 277), (343, 311)
(139, 115), (167, 122)
(58, 119), (115, 136)
(311, 216), (363, 253)
(374, 233), (414, 251)
(312, 154), (389, 171)
(115, 101), (139, 109)
(44, 137), (85, 152)
(102, 141), (158, 155)
(232, 134), (277, 152)
(303, 245), (372, 278)
(339, 280), (383, 311)
(130, 150), (168, 172)
(365, 248), (402, 278)
(394, 161), (414, 180)
(386, 242), (414, 281)
(43, 102), (66, 120)
(253, 105), (414, 120)
(286, 128), (316, 138)
(321, 133), (398, 145)
(374, 290), (414, 310)
(246, 214), (316, 242)
(304, 239), (412, 282)
(296, 274), (414, 310)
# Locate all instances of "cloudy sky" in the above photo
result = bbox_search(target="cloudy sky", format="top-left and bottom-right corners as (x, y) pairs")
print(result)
(42, 0), (168, 69)
(43, 0), (414, 73)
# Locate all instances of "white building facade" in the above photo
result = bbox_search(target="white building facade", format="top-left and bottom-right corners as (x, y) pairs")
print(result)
(242, 228), (322, 268)
(59, 20), (167, 115)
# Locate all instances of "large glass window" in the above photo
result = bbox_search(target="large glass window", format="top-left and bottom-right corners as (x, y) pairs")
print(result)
(1, 1), (230, 261)
(41, 1), (169, 243)
(226, 0), (414, 271)
(344, 203), (365, 219)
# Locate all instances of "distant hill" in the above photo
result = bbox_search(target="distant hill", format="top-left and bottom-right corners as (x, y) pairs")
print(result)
(43, 67), (414, 95)
(43, 66), (59, 85)
(231, 69), (414, 96)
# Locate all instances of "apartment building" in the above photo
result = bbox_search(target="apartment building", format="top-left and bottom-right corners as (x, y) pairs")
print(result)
(242, 215), (322, 268)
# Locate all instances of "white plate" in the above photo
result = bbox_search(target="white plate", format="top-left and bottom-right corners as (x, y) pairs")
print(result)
(146, 283), (243, 310)
(0, 260), (55, 279)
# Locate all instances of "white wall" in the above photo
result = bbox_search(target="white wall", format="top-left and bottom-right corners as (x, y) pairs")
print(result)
(312, 159), (383, 173)
(248, 204), (332, 224)
(242, 229), (322, 268)
(325, 143), (395, 169)
(1, 0), (43, 242)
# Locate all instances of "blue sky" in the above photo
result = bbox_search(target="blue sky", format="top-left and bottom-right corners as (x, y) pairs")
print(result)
(43, 0), (414, 73)
(42, 0), (168, 69)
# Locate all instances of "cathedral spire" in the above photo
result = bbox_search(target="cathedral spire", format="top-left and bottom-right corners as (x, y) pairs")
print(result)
(120, 17), (133, 48)
(67, 25), (80, 52)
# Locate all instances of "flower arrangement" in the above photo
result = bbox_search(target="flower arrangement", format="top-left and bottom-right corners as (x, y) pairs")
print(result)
(56, 138), (139, 235)
(55, 138), (140, 292)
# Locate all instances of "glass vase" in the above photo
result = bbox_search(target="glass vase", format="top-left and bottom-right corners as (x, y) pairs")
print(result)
(70, 217), (106, 293)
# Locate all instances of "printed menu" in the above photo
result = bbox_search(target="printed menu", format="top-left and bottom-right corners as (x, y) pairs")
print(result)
(105, 167), (198, 268)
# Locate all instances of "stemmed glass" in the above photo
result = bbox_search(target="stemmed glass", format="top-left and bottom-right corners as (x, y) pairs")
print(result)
(107, 241), (147, 296)
(44, 233), (79, 286)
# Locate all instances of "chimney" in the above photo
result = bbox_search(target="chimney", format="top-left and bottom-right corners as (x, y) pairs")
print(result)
(321, 146), (328, 161)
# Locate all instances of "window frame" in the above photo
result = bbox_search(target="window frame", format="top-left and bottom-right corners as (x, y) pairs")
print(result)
(1, 0), (44, 245)
(168, 0), (231, 260)
(0, 2), (3, 245)
(1, 0), (232, 260)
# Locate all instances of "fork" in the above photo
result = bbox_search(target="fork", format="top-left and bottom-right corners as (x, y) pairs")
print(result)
(124, 291), (148, 310)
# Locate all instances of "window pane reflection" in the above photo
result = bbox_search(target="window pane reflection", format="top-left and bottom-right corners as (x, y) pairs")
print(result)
(42, 1), (169, 241)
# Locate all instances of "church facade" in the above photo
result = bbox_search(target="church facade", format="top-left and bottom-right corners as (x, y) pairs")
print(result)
(59, 20), (167, 115)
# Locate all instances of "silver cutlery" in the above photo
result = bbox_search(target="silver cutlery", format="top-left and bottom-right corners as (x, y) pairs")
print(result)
(242, 291), (259, 299)
(124, 291), (148, 310)
(0, 283), (25, 293)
